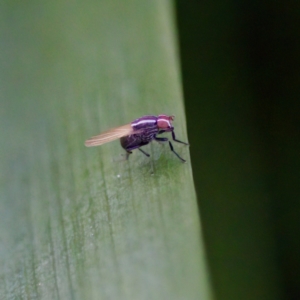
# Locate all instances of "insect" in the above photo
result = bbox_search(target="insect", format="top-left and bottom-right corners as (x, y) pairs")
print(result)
(85, 115), (189, 162)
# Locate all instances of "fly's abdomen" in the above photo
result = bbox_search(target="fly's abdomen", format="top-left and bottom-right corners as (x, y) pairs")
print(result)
(120, 135), (143, 151)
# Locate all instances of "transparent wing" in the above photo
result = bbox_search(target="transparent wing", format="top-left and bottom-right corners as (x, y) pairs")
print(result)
(85, 123), (133, 147)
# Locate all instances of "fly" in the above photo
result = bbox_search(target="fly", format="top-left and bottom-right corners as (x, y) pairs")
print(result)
(85, 115), (189, 162)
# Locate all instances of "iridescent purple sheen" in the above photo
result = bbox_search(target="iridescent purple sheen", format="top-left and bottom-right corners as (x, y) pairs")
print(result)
(119, 114), (188, 162)
(120, 115), (159, 151)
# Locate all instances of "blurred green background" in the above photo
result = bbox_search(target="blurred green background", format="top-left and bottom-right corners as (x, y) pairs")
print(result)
(1, 0), (300, 299)
(176, 1), (300, 299)
(0, 1), (210, 299)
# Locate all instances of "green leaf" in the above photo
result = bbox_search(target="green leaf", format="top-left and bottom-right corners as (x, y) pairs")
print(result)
(0, 1), (212, 299)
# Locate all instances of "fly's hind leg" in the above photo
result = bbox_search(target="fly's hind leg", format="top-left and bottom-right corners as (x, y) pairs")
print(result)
(138, 148), (150, 157)
(125, 150), (132, 160)
(114, 150), (132, 162)
(126, 141), (150, 158)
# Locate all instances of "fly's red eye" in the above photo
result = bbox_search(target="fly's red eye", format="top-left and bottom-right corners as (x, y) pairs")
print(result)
(157, 115), (173, 129)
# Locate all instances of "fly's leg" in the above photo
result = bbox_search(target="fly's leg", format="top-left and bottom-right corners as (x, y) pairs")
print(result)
(138, 148), (150, 157)
(154, 137), (168, 144)
(121, 150), (132, 160)
(114, 150), (132, 162)
(155, 135), (186, 162)
(169, 141), (186, 162)
(124, 140), (150, 157)
(171, 131), (189, 145)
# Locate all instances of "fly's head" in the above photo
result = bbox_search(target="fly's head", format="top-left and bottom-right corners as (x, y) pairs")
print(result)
(157, 115), (174, 133)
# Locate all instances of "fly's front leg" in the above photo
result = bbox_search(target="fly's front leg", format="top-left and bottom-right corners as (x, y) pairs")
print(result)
(169, 141), (186, 162)
(155, 135), (186, 162)
(171, 131), (189, 145)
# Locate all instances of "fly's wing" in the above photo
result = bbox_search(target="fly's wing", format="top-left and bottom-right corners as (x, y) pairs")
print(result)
(85, 123), (134, 147)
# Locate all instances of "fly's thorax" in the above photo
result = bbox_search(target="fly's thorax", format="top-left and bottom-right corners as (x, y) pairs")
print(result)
(121, 115), (160, 150)
(131, 115), (158, 131)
